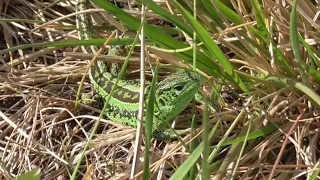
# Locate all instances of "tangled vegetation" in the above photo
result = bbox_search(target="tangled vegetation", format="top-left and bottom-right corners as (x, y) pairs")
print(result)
(0, 0), (320, 179)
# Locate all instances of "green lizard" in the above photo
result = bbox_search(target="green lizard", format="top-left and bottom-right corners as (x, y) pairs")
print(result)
(76, 0), (203, 139)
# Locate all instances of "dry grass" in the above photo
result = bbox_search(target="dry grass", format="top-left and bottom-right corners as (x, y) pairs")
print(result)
(1, 0), (320, 179)
(1, 0), (131, 179)
(0, 1), (204, 179)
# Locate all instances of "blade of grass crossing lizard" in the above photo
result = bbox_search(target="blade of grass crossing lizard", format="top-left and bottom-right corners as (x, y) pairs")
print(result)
(77, 0), (203, 139)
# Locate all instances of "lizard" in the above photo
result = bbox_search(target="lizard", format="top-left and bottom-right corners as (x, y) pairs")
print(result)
(76, 0), (203, 139)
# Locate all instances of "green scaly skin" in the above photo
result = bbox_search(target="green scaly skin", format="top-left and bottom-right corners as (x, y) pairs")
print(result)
(76, 0), (203, 139)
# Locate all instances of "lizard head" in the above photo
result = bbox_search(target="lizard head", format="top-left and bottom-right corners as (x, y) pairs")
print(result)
(153, 70), (203, 126)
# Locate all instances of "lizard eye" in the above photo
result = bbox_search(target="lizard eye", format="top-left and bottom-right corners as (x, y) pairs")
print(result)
(174, 84), (185, 91)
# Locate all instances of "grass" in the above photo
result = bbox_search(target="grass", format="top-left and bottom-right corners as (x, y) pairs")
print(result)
(0, 0), (320, 179)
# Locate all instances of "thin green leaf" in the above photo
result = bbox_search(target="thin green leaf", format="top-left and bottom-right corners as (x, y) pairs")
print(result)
(221, 123), (277, 146)
(173, 0), (249, 93)
(90, 0), (227, 79)
(290, 0), (310, 87)
(0, 38), (135, 55)
(266, 76), (320, 107)
(137, 0), (194, 35)
(17, 169), (41, 180)
(170, 122), (220, 179)
(202, 93), (210, 180)
(143, 63), (159, 180)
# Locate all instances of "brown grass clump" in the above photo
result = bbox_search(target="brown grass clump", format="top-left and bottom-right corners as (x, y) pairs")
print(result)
(1, 0), (320, 179)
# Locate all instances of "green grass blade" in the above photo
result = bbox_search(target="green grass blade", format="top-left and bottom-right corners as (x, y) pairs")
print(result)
(0, 38), (135, 55)
(266, 76), (320, 107)
(90, 0), (229, 79)
(221, 123), (277, 146)
(202, 93), (210, 180)
(71, 21), (143, 180)
(309, 160), (320, 180)
(17, 169), (41, 180)
(251, 0), (295, 76)
(173, 1), (249, 94)
(290, 0), (310, 87)
(143, 63), (159, 180)
(170, 122), (220, 180)
(0, 18), (42, 23)
(136, 0), (194, 35)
